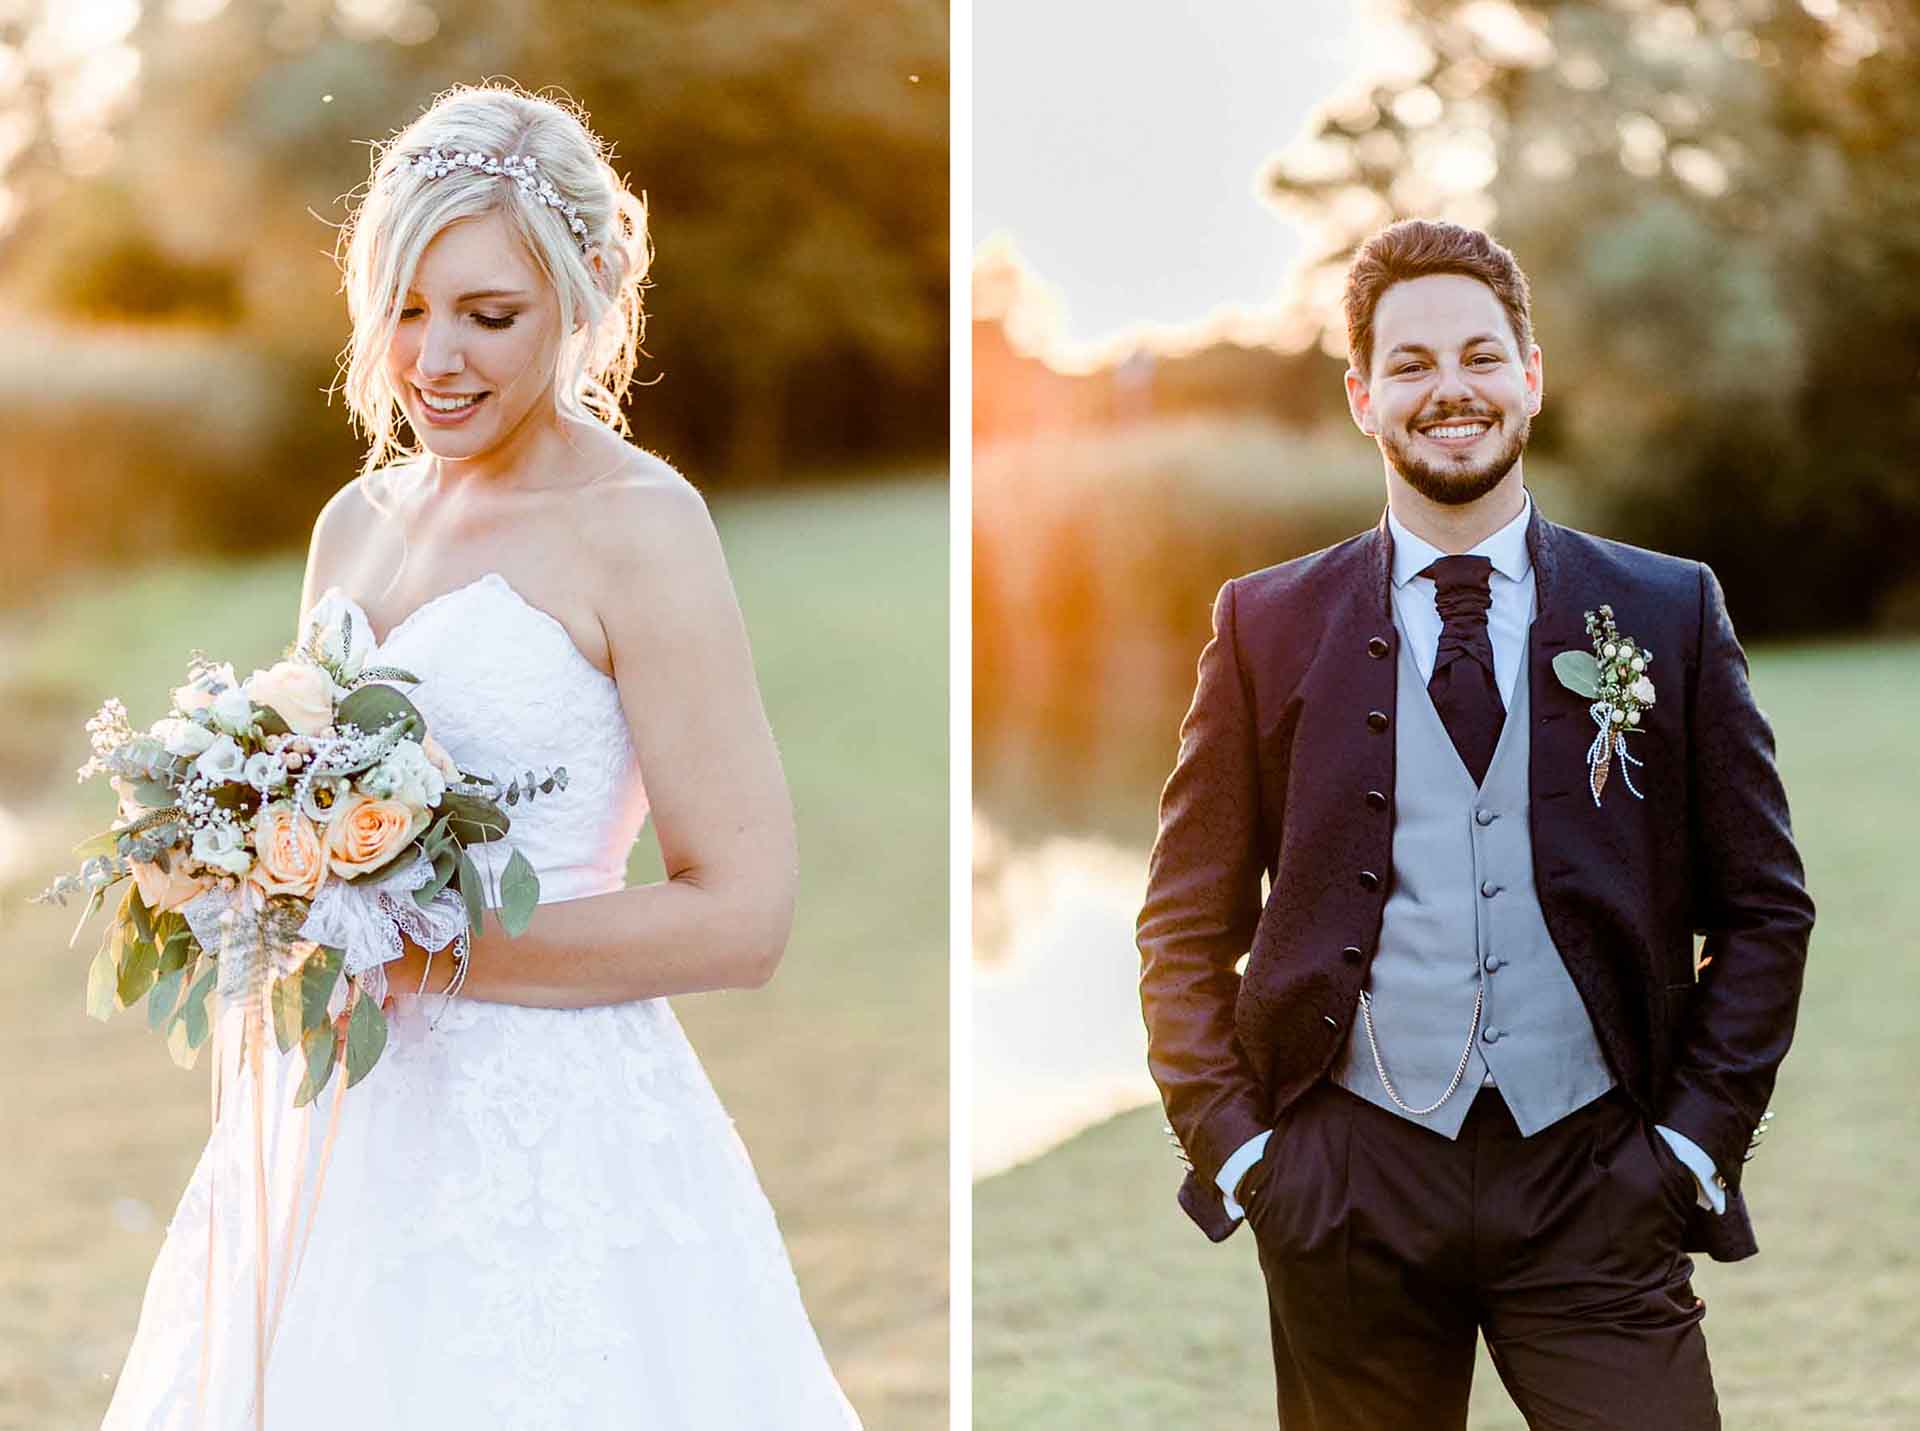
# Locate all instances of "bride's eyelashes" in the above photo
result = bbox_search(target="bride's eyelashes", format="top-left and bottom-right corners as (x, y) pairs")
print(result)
(396, 307), (519, 329)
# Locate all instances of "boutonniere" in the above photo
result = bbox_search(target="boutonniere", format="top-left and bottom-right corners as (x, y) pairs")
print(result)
(1551, 604), (1655, 805)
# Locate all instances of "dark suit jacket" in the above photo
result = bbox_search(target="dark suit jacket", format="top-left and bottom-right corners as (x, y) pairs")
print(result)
(1136, 496), (1814, 1260)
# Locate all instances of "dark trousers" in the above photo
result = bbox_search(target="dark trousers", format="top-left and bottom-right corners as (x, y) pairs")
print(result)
(1241, 1080), (1719, 1430)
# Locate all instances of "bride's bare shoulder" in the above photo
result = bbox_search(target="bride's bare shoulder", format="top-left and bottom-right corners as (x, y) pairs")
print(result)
(302, 464), (414, 603)
(572, 447), (734, 611)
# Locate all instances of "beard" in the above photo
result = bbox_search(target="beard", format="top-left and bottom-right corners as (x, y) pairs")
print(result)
(1380, 405), (1531, 506)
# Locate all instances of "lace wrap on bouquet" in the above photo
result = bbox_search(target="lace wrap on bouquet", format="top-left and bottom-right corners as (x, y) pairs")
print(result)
(297, 852), (472, 1008)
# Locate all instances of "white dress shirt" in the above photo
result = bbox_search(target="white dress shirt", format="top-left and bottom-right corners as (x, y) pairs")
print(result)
(1212, 492), (1724, 1221)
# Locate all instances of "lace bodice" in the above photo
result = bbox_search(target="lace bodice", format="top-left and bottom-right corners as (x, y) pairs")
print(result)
(340, 573), (650, 905)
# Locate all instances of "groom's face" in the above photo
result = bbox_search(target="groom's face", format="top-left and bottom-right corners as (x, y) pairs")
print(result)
(1346, 273), (1542, 506)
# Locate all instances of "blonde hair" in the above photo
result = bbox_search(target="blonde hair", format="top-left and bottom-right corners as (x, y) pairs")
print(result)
(333, 81), (651, 483)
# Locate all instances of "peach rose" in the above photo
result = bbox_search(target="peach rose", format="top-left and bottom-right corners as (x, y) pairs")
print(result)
(244, 660), (334, 737)
(325, 791), (428, 879)
(249, 801), (328, 899)
(131, 857), (211, 913)
(420, 733), (462, 783)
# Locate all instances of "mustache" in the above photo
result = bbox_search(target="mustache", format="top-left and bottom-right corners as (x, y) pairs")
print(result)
(1412, 404), (1501, 428)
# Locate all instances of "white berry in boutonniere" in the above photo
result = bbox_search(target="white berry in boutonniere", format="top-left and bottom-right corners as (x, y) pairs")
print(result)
(1550, 604), (1654, 805)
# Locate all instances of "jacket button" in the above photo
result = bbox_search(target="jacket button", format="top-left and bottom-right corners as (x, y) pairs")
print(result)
(1364, 789), (1388, 811)
(1367, 636), (1390, 658)
(1358, 870), (1381, 891)
(1367, 710), (1389, 732)
(1341, 945), (1363, 965)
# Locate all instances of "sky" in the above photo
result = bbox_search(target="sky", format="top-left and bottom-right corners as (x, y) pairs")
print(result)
(972, 0), (1398, 363)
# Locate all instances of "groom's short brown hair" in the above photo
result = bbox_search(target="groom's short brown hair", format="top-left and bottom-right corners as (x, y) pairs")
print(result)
(1344, 219), (1534, 376)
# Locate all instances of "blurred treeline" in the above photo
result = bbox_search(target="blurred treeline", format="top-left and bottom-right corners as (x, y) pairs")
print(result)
(0, 0), (948, 605)
(974, 0), (1919, 835)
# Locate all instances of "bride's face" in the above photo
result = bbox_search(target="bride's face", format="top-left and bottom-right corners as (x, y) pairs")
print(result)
(385, 208), (565, 460)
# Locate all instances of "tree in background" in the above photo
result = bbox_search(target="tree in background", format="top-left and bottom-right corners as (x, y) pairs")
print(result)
(1269, 0), (1919, 634)
(0, 0), (947, 494)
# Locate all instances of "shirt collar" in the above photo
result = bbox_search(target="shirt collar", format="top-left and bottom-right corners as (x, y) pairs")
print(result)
(1388, 488), (1533, 589)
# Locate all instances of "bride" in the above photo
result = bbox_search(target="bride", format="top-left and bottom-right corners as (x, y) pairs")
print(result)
(101, 82), (861, 1429)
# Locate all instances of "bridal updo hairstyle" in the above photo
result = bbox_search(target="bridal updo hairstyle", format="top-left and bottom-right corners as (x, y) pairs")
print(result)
(334, 82), (652, 481)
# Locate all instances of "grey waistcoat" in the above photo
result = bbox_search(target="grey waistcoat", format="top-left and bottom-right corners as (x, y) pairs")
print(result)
(1330, 610), (1615, 1138)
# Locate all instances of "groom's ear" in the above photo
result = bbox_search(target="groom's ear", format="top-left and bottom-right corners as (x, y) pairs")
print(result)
(1346, 367), (1378, 436)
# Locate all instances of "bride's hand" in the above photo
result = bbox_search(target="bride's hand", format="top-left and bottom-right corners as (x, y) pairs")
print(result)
(374, 933), (435, 1009)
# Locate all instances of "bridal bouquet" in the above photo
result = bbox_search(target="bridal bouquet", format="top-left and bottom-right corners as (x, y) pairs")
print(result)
(35, 589), (565, 1107)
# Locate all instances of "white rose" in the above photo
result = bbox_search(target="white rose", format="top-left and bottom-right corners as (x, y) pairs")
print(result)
(150, 716), (216, 758)
(172, 662), (238, 715)
(361, 739), (445, 810)
(190, 822), (252, 876)
(1631, 675), (1656, 706)
(303, 588), (375, 683)
(193, 734), (248, 785)
(244, 750), (290, 794)
(244, 660), (335, 737)
(211, 685), (256, 737)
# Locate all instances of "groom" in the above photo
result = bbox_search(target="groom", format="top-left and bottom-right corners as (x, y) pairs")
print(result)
(1136, 220), (1813, 1429)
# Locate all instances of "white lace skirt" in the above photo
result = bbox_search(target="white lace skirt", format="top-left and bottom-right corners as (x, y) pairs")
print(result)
(101, 992), (862, 1430)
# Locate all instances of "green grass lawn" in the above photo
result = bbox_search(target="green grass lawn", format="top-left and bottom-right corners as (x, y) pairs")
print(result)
(0, 475), (949, 1430)
(974, 637), (1920, 1429)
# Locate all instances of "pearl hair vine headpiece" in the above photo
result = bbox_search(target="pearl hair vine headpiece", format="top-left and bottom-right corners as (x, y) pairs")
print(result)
(393, 148), (593, 251)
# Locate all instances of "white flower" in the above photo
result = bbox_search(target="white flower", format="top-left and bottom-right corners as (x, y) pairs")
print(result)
(1631, 675), (1656, 706)
(150, 716), (217, 758)
(211, 684), (256, 736)
(359, 739), (446, 809)
(303, 588), (375, 683)
(244, 750), (289, 794)
(191, 822), (252, 876)
(193, 734), (248, 785)
(1602, 642), (1617, 659)
(298, 775), (352, 825)
(1628, 710), (1641, 725)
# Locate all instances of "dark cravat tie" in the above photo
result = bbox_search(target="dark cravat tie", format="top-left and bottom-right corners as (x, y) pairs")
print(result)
(1422, 554), (1505, 786)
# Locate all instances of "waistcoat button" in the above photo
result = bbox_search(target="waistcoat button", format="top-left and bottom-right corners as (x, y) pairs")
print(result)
(1367, 636), (1390, 658)
(1483, 1027), (1502, 1044)
(1364, 790), (1388, 811)
(1480, 880), (1499, 897)
(1359, 870), (1381, 891)
(1484, 955), (1503, 972)
(1475, 808), (1495, 826)
(1367, 710), (1389, 732)
(1341, 945), (1363, 965)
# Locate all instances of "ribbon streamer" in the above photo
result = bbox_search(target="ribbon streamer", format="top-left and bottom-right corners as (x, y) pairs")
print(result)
(1585, 702), (1646, 806)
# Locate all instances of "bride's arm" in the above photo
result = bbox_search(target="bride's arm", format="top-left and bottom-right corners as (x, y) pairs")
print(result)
(394, 473), (799, 1010)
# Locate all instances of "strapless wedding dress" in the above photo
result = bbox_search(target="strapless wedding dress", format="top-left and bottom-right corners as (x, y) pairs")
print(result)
(101, 572), (861, 1430)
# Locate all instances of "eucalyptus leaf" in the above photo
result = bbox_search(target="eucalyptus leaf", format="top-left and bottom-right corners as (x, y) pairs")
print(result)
(85, 942), (119, 1022)
(457, 849), (487, 936)
(147, 965), (188, 1033)
(499, 848), (539, 937)
(335, 684), (425, 744)
(293, 1022), (338, 1108)
(157, 927), (194, 977)
(413, 849), (458, 909)
(165, 1015), (203, 1070)
(73, 828), (120, 860)
(303, 946), (344, 1037)
(270, 969), (303, 1053)
(343, 995), (388, 1089)
(117, 938), (159, 1007)
(124, 884), (155, 948)
(1552, 650), (1602, 700)
(178, 964), (217, 1050)
(439, 790), (511, 845)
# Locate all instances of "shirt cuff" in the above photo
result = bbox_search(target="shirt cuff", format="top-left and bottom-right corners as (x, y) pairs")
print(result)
(1215, 1130), (1272, 1221)
(1656, 1123), (1726, 1215)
